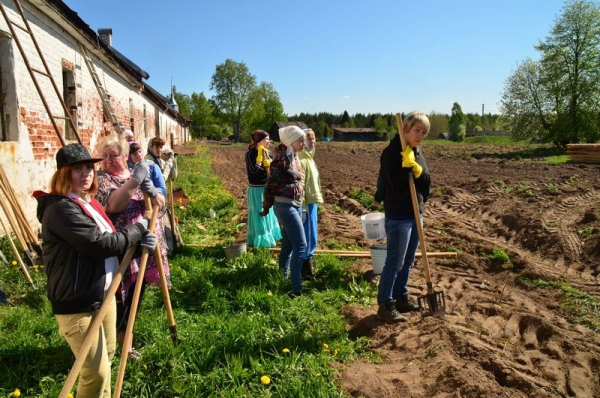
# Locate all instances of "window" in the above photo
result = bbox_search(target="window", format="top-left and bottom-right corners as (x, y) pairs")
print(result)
(62, 68), (77, 141)
(0, 30), (18, 141)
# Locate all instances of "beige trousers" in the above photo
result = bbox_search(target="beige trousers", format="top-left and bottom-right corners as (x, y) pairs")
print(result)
(55, 295), (116, 398)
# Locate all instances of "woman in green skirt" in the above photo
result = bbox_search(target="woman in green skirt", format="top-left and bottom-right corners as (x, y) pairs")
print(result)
(245, 130), (282, 247)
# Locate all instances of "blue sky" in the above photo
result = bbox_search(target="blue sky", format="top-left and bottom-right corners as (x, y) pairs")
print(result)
(63, 0), (566, 116)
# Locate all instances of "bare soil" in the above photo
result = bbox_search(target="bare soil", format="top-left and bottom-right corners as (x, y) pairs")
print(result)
(209, 141), (600, 398)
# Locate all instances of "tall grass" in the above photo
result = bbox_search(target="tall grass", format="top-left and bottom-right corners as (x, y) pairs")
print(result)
(0, 144), (377, 397)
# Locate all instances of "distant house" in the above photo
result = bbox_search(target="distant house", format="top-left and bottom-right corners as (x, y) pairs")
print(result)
(270, 121), (308, 142)
(466, 130), (511, 137)
(333, 127), (387, 142)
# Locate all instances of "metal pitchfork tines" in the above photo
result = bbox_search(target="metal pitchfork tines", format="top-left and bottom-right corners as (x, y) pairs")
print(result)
(418, 284), (446, 317)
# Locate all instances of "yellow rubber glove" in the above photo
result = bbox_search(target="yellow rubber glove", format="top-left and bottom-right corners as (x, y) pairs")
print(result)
(256, 145), (265, 164)
(400, 145), (423, 178)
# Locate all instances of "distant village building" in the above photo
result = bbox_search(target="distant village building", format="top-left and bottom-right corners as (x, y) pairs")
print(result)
(269, 121), (308, 142)
(466, 130), (511, 137)
(0, 0), (190, 232)
(332, 127), (387, 142)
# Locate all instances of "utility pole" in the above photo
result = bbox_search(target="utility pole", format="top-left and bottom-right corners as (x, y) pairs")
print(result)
(481, 104), (485, 130)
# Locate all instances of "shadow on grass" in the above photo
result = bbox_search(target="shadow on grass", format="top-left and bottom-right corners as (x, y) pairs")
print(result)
(0, 343), (72, 391)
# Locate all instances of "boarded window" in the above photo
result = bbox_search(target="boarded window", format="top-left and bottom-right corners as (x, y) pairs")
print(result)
(62, 68), (77, 141)
(0, 31), (18, 142)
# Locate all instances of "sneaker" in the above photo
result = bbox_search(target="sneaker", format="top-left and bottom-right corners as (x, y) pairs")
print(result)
(377, 302), (408, 323)
(128, 348), (142, 361)
(288, 291), (302, 299)
(395, 296), (420, 313)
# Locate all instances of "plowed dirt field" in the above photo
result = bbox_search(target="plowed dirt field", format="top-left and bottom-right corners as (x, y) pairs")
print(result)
(210, 140), (600, 398)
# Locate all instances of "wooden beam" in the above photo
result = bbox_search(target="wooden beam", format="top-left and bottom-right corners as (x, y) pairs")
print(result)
(267, 247), (458, 258)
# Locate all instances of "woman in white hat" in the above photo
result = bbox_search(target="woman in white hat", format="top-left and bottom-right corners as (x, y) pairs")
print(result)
(260, 126), (307, 298)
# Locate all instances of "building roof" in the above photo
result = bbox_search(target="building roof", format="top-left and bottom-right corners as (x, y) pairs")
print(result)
(274, 121), (308, 129)
(333, 127), (378, 133)
(36, 0), (188, 124)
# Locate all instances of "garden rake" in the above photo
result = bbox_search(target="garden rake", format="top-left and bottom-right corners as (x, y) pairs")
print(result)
(395, 113), (446, 317)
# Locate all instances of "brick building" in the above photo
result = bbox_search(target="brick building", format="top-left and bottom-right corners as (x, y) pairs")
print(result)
(0, 0), (190, 231)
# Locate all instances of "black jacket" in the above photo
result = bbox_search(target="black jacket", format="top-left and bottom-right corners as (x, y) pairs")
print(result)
(246, 147), (268, 186)
(34, 192), (145, 314)
(377, 134), (431, 218)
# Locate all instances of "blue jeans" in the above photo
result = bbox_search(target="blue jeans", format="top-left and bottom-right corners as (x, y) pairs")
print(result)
(274, 202), (307, 293)
(302, 203), (319, 259)
(377, 217), (420, 304)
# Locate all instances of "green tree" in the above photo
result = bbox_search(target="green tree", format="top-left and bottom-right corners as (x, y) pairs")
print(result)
(501, 0), (600, 146)
(428, 111), (449, 138)
(246, 82), (285, 136)
(209, 59), (257, 142)
(500, 59), (553, 141)
(448, 102), (466, 141)
(373, 116), (388, 138)
(174, 89), (222, 139)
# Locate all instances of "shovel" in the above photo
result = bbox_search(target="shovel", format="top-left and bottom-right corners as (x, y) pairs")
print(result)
(395, 113), (445, 317)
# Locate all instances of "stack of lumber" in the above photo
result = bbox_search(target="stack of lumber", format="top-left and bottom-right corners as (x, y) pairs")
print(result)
(567, 144), (600, 163)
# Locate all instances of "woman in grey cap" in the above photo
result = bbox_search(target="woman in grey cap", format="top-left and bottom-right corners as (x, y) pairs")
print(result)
(34, 143), (155, 398)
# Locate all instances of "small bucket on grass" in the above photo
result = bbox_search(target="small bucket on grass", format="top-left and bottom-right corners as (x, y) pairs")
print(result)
(223, 243), (247, 260)
(361, 213), (386, 240)
(369, 244), (387, 274)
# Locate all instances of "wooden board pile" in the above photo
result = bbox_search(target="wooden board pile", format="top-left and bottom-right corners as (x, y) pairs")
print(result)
(567, 144), (600, 163)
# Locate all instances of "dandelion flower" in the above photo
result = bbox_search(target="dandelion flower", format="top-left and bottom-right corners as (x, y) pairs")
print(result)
(282, 348), (290, 354)
(333, 349), (339, 356)
(12, 260), (17, 266)
(322, 343), (329, 350)
(143, 364), (148, 371)
(267, 291), (273, 297)
(67, 393), (74, 398)
(13, 388), (21, 397)
(350, 295), (355, 300)
(260, 375), (271, 385)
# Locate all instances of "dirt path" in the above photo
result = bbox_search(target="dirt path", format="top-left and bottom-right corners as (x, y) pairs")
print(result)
(209, 141), (600, 398)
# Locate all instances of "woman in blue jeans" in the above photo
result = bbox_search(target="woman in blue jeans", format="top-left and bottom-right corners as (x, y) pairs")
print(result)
(373, 111), (431, 322)
(261, 126), (307, 297)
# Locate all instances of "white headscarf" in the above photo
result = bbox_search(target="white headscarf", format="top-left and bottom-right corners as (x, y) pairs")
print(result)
(279, 126), (306, 157)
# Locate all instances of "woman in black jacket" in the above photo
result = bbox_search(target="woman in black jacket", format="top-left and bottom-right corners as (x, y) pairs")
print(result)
(245, 130), (281, 247)
(373, 111), (431, 323)
(34, 143), (154, 398)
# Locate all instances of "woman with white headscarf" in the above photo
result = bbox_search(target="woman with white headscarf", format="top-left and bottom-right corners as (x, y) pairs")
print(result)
(260, 126), (307, 298)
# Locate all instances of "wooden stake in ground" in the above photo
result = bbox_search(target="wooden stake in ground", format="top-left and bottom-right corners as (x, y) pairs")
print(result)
(0, 163), (41, 250)
(0, 216), (34, 286)
(0, 192), (36, 265)
(144, 196), (179, 344)
(168, 180), (184, 246)
(113, 205), (159, 398)
(58, 245), (138, 398)
(267, 247), (458, 258)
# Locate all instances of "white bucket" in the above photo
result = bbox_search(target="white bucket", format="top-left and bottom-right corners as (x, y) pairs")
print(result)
(361, 212), (386, 240)
(370, 244), (387, 274)
(223, 243), (247, 260)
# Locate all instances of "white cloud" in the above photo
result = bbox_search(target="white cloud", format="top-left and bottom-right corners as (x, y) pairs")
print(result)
(342, 95), (350, 100)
